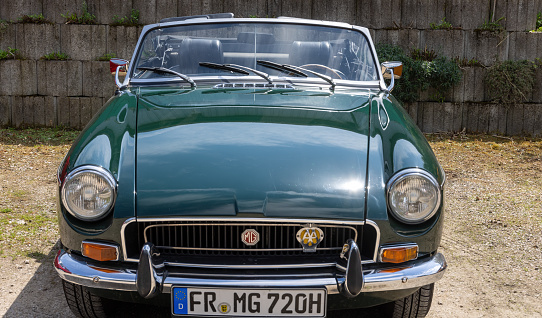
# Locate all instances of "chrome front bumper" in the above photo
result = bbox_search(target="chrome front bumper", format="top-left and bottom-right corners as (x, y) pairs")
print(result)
(54, 246), (446, 298)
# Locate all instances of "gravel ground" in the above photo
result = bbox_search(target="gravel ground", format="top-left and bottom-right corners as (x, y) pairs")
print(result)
(0, 129), (541, 317)
(427, 133), (542, 317)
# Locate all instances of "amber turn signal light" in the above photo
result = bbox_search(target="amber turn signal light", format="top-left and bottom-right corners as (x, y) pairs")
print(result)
(380, 244), (418, 264)
(82, 241), (119, 262)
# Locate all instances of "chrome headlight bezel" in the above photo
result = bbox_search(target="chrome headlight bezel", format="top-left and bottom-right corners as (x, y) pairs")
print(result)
(386, 168), (442, 224)
(61, 165), (117, 221)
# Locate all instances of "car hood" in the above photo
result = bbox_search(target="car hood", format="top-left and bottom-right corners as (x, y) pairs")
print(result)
(135, 87), (372, 220)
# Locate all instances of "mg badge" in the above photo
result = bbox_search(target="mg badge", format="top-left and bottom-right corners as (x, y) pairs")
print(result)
(296, 227), (324, 252)
(241, 229), (260, 246)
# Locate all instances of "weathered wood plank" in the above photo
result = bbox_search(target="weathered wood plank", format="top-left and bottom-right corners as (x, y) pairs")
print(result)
(0, 96), (11, 127)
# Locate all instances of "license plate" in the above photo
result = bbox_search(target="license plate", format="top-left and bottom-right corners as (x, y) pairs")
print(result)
(172, 287), (327, 317)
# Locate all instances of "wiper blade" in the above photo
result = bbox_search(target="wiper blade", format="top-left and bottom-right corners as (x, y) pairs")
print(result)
(137, 67), (196, 88)
(199, 62), (250, 75)
(199, 62), (272, 84)
(257, 60), (335, 90)
(256, 60), (308, 77)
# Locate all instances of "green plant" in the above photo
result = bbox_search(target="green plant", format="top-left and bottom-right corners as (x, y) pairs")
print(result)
(96, 53), (117, 61)
(485, 60), (537, 104)
(477, 16), (505, 33)
(61, 1), (96, 24)
(423, 57), (462, 100)
(40, 52), (70, 60)
(453, 57), (483, 67)
(411, 47), (438, 62)
(0, 127), (79, 145)
(11, 190), (27, 198)
(430, 17), (453, 30)
(18, 13), (51, 24)
(531, 12), (542, 32)
(0, 208), (12, 213)
(377, 44), (427, 103)
(111, 9), (140, 26)
(0, 47), (19, 60)
(376, 44), (462, 103)
(0, 19), (8, 32)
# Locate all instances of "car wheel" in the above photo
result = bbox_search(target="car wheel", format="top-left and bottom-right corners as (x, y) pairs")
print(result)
(391, 284), (434, 318)
(62, 280), (108, 318)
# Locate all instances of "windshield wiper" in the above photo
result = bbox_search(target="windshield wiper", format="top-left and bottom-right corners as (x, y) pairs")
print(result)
(256, 60), (308, 77)
(199, 62), (272, 84)
(257, 60), (335, 90)
(137, 66), (196, 88)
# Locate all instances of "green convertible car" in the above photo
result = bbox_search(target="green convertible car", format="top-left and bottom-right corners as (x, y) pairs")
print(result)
(54, 13), (446, 318)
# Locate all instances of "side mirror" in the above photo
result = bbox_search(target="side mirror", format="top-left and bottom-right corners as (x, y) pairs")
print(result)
(381, 61), (402, 92)
(109, 58), (129, 89)
(110, 58), (128, 74)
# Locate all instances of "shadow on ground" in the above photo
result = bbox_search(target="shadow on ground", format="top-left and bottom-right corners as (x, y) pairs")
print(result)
(3, 242), (388, 317)
(3, 243), (71, 318)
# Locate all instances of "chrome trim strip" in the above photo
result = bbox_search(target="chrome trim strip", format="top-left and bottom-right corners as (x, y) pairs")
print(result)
(159, 17), (355, 30)
(367, 219), (380, 263)
(440, 167), (447, 188)
(121, 218), (380, 264)
(120, 217), (135, 262)
(56, 153), (69, 185)
(160, 261), (363, 270)
(55, 250), (446, 295)
(166, 272), (336, 279)
(159, 279), (341, 294)
(162, 262), (338, 269)
(132, 217), (367, 225)
(158, 246), (341, 252)
(81, 240), (120, 262)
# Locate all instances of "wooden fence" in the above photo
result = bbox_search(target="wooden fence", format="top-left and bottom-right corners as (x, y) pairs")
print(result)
(1, 0), (542, 135)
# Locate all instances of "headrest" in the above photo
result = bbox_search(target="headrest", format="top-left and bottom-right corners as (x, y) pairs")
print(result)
(178, 38), (224, 74)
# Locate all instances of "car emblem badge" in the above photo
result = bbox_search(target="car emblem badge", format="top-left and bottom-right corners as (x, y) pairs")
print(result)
(296, 227), (324, 252)
(241, 229), (260, 246)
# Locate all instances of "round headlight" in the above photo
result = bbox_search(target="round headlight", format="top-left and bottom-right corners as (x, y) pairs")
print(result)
(387, 168), (441, 224)
(61, 166), (117, 221)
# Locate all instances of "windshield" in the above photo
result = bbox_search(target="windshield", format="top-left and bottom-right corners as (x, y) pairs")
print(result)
(132, 22), (379, 83)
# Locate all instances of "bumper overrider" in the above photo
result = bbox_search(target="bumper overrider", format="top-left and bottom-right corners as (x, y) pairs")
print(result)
(54, 241), (447, 300)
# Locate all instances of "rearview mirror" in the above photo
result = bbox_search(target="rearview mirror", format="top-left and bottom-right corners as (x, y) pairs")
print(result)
(110, 58), (128, 74)
(381, 61), (402, 79)
(381, 61), (402, 92)
(109, 58), (129, 89)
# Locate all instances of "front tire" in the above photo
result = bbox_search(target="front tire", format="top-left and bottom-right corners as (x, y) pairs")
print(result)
(391, 284), (434, 318)
(62, 280), (108, 318)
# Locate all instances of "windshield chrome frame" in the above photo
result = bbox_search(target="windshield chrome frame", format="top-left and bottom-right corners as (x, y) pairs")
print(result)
(124, 17), (386, 90)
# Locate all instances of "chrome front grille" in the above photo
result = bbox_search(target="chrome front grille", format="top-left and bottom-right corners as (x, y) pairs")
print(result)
(142, 221), (358, 256)
(121, 218), (379, 264)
